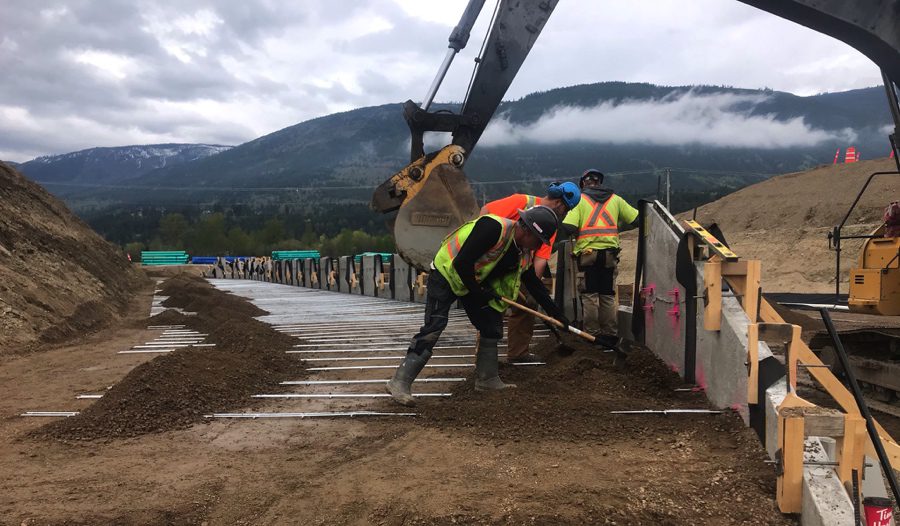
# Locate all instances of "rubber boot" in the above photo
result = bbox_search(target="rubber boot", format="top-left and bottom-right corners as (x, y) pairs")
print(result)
(474, 337), (516, 391)
(385, 350), (432, 407)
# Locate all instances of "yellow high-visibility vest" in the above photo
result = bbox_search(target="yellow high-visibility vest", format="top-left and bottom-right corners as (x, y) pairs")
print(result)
(433, 214), (533, 312)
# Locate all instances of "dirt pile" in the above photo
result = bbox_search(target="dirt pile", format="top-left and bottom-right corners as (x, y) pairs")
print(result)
(36, 275), (305, 440)
(422, 341), (688, 441)
(619, 157), (898, 293)
(0, 162), (146, 353)
(415, 340), (789, 524)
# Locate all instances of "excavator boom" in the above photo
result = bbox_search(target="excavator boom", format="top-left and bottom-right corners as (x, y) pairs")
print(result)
(373, 0), (900, 269)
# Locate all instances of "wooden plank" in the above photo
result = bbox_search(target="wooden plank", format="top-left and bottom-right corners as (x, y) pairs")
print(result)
(777, 413), (805, 513)
(704, 259), (722, 331)
(721, 261), (748, 276)
(730, 278), (900, 473)
(805, 412), (846, 438)
(756, 297), (859, 414)
(744, 260), (761, 323)
(839, 414), (867, 485)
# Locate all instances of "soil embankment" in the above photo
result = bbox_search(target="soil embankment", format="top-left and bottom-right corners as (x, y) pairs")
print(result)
(619, 157), (898, 293)
(36, 275), (305, 439)
(0, 162), (146, 353)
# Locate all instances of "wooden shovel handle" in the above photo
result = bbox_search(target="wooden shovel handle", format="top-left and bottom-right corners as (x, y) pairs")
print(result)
(499, 297), (596, 343)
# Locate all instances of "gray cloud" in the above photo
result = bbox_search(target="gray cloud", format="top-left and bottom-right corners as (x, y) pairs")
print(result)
(480, 91), (858, 149)
(0, 0), (884, 162)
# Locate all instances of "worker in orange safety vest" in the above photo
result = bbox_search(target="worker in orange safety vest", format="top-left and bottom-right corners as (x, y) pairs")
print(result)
(479, 181), (581, 362)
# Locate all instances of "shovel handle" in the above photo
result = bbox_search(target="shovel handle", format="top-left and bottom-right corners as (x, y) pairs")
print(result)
(499, 297), (596, 343)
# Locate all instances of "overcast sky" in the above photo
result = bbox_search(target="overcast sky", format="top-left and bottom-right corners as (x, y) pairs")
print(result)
(0, 0), (884, 162)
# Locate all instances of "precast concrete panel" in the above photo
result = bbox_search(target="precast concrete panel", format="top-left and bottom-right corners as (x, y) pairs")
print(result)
(291, 259), (300, 286)
(640, 204), (687, 373)
(350, 258), (361, 295)
(391, 255), (412, 302)
(303, 259), (315, 288)
(319, 257), (330, 290)
(362, 256), (378, 297)
(337, 256), (351, 293)
(694, 262), (775, 422)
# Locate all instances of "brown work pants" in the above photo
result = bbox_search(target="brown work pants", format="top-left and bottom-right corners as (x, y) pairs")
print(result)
(505, 286), (536, 358)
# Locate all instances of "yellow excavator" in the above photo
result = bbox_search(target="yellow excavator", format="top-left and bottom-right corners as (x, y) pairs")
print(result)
(371, 0), (900, 273)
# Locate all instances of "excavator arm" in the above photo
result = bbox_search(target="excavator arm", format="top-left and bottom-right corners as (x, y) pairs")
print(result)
(373, 0), (900, 270)
(372, 0), (559, 269)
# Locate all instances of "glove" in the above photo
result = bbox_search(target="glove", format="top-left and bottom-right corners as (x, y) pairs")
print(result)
(555, 313), (571, 328)
(466, 288), (499, 311)
(481, 288), (502, 303)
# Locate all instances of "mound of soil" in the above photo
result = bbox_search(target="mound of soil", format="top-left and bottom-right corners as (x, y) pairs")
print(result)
(619, 157), (899, 293)
(35, 275), (305, 440)
(418, 340), (790, 525)
(0, 162), (146, 353)
(423, 340), (722, 441)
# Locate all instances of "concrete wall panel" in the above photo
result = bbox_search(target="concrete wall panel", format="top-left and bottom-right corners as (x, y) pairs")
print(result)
(362, 256), (376, 297)
(641, 205), (687, 372)
(392, 255), (412, 302)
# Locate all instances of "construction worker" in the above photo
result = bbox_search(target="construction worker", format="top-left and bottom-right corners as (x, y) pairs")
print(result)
(561, 169), (638, 340)
(386, 205), (568, 406)
(480, 182), (581, 362)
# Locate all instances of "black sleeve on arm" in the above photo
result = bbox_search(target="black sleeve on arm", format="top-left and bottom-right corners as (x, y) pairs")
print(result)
(452, 217), (502, 296)
(559, 223), (578, 240)
(521, 267), (562, 319)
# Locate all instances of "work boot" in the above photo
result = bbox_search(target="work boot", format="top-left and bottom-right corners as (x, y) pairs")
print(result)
(385, 350), (432, 407)
(475, 338), (516, 391)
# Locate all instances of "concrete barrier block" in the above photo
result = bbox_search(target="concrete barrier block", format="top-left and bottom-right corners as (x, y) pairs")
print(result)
(362, 256), (376, 297)
(338, 256), (350, 293)
(801, 438), (855, 526)
(392, 255), (412, 302)
(318, 257), (330, 290)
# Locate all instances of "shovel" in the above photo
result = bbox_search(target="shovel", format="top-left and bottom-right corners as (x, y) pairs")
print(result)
(499, 296), (618, 350)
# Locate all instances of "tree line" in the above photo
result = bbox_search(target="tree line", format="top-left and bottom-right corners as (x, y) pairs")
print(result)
(118, 210), (394, 259)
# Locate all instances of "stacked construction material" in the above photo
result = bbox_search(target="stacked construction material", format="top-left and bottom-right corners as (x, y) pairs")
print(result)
(272, 250), (320, 261)
(141, 251), (190, 266)
(353, 252), (393, 263)
(191, 256), (251, 264)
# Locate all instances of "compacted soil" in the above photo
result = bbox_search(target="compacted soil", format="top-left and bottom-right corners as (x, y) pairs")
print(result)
(1, 273), (796, 525)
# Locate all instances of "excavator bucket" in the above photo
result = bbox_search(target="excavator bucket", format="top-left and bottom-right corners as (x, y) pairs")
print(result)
(371, 145), (479, 270)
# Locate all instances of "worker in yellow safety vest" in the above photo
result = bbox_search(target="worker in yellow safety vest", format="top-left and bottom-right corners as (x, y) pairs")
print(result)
(386, 206), (569, 407)
(480, 181), (581, 362)
(561, 169), (638, 339)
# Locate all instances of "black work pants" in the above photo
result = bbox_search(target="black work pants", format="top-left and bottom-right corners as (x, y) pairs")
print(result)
(408, 271), (504, 355)
(583, 248), (618, 295)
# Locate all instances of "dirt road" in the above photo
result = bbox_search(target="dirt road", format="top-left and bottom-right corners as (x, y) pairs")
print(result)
(1, 273), (794, 525)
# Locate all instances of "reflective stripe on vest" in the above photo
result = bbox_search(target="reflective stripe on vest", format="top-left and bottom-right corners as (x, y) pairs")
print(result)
(524, 195), (537, 209)
(578, 195), (618, 239)
(434, 214), (532, 311)
(444, 216), (514, 273)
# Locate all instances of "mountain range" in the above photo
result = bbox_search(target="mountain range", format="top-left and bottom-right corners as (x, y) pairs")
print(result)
(12, 82), (896, 209)
(14, 143), (231, 186)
